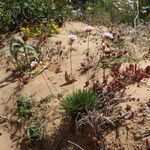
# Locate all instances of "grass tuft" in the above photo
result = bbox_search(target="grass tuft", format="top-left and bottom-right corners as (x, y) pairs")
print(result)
(60, 89), (97, 117)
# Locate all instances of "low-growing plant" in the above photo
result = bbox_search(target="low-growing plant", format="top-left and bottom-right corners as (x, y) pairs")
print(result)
(60, 89), (97, 117)
(27, 121), (44, 141)
(17, 96), (34, 121)
(8, 36), (42, 69)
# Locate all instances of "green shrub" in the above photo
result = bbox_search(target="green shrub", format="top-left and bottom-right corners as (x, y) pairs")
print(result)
(0, 4), (11, 31)
(17, 96), (34, 121)
(84, 0), (137, 24)
(60, 89), (97, 117)
(0, 0), (70, 32)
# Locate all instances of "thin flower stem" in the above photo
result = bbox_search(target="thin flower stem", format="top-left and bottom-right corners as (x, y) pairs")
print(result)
(70, 46), (73, 76)
(42, 73), (54, 95)
(88, 33), (90, 50)
(87, 33), (90, 80)
(70, 45), (75, 90)
(103, 67), (106, 84)
(44, 71), (60, 96)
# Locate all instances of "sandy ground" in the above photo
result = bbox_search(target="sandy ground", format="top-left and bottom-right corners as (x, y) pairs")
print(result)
(0, 22), (150, 150)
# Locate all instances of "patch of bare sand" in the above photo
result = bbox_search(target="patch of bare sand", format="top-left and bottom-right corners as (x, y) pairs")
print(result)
(0, 129), (14, 150)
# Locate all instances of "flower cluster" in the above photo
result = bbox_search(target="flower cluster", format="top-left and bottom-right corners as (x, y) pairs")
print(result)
(84, 26), (94, 32)
(20, 23), (60, 37)
(20, 27), (30, 32)
(68, 34), (78, 45)
(50, 23), (60, 34)
(102, 32), (113, 40)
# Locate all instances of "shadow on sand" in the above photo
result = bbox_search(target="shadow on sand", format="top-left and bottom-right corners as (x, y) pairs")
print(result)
(19, 118), (95, 150)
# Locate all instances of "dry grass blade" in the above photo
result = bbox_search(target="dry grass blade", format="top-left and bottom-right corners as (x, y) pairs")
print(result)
(68, 141), (85, 150)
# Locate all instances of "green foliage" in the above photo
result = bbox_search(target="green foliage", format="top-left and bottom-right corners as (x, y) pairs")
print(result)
(0, 0), (70, 32)
(0, 0), (149, 31)
(44, 94), (55, 102)
(60, 89), (97, 117)
(27, 121), (43, 141)
(0, 3), (11, 31)
(68, 0), (148, 24)
(8, 36), (42, 68)
(111, 55), (140, 64)
(0, 34), (4, 48)
(17, 96), (34, 121)
(84, 0), (136, 24)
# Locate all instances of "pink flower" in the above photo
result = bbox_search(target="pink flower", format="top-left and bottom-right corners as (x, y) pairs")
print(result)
(68, 34), (77, 45)
(102, 32), (113, 40)
(84, 25), (94, 32)
(69, 34), (77, 42)
(30, 61), (38, 68)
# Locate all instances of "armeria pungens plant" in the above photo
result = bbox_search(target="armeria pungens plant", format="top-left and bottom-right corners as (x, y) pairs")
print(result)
(60, 89), (97, 118)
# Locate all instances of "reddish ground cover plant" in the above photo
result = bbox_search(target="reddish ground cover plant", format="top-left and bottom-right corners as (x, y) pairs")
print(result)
(105, 63), (150, 93)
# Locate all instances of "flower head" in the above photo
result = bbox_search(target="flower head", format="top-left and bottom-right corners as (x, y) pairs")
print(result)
(52, 23), (59, 30)
(68, 34), (77, 44)
(84, 25), (94, 32)
(20, 27), (26, 31)
(102, 32), (114, 40)
(30, 61), (38, 69)
(51, 29), (55, 34)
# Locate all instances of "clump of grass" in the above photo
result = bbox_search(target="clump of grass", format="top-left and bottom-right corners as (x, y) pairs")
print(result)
(16, 96), (34, 121)
(27, 121), (43, 141)
(60, 89), (97, 117)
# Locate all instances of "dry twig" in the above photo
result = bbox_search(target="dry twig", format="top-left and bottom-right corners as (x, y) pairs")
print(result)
(68, 141), (85, 150)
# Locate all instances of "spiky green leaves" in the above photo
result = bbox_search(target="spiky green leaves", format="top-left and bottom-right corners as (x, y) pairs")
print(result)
(60, 89), (97, 117)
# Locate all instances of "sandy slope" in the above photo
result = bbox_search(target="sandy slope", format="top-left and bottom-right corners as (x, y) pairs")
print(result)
(0, 22), (150, 150)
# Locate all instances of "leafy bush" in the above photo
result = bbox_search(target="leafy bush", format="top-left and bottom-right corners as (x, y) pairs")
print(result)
(0, 3), (11, 31)
(17, 96), (34, 121)
(0, 0), (149, 31)
(8, 36), (42, 68)
(60, 89), (97, 117)
(0, 0), (70, 32)
(70, 0), (149, 24)
(27, 121), (43, 141)
(83, 0), (136, 24)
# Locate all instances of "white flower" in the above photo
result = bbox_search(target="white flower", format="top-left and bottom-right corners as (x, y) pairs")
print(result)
(84, 25), (94, 32)
(68, 34), (77, 43)
(102, 32), (114, 40)
(30, 61), (38, 68)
